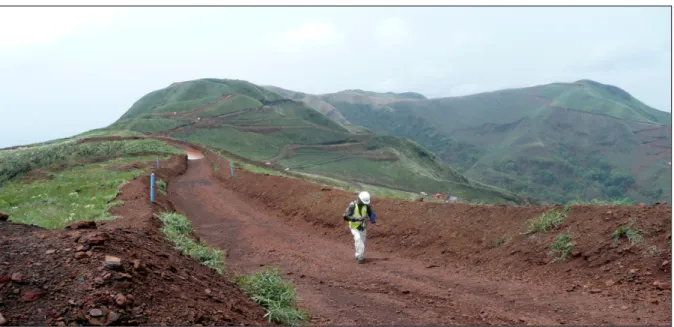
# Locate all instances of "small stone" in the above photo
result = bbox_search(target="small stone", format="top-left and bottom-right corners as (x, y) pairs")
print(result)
(115, 294), (127, 307)
(106, 311), (120, 324)
(590, 288), (602, 294)
(89, 308), (103, 317)
(205, 289), (212, 295)
(571, 251), (581, 257)
(133, 259), (143, 270)
(68, 300), (77, 306)
(93, 277), (104, 286)
(86, 234), (107, 245)
(621, 306), (628, 310)
(0, 312), (6, 326)
(10, 272), (22, 283)
(21, 290), (41, 302)
(45, 249), (56, 255)
(605, 280), (615, 287)
(104, 256), (122, 269)
(66, 220), (97, 230)
(75, 251), (87, 259)
(75, 244), (89, 252)
(0, 275), (9, 283)
(125, 294), (135, 304)
(103, 273), (112, 280)
(402, 290), (410, 294)
(64, 248), (71, 252)
(657, 282), (671, 290)
(651, 299), (659, 304)
(662, 260), (669, 267)
(629, 268), (638, 275)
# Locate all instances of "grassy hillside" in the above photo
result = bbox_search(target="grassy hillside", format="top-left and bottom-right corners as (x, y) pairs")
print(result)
(101, 78), (521, 204)
(294, 80), (671, 205)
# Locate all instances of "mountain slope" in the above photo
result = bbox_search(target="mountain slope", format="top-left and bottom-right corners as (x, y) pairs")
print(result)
(104, 78), (521, 204)
(278, 80), (671, 204)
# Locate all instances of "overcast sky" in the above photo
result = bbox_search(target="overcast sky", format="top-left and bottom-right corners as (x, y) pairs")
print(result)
(0, 6), (670, 147)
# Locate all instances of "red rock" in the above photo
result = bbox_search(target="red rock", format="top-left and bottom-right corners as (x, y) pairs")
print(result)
(0, 275), (9, 283)
(65, 220), (97, 230)
(115, 294), (127, 307)
(86, 234), (107, 246)
(21, 290), (41, 302)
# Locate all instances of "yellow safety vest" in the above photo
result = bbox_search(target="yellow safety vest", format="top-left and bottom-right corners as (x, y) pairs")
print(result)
(348, 202), (368, 229)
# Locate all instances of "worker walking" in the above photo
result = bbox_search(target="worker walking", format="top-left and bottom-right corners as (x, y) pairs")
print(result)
(343, 191), (376, 264)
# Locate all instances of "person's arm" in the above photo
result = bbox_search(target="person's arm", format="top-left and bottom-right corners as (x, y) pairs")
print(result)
(368, 205), (376, 224)
(343, 202), (355, 221)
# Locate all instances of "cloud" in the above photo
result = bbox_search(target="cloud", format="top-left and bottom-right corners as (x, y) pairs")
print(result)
(274, 21), (344, 54)
(374, 17), (410, 46)
(0, 8), (127, 50)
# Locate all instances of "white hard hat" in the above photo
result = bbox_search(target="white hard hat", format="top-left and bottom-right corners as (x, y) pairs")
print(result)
(358, 191), (371, 205)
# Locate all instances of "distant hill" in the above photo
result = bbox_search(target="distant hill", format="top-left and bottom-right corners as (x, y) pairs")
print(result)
(106, 78), (522, 204)
(275, 80), (671, 204)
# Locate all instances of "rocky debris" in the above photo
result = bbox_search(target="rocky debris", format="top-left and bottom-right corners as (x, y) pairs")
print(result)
(116, 293), (127, 307)
(75, 252), (87, 259)
(89, 308), (103, 317)
(653, 281), (671, 290)
(21, 290), (41, 302)
(104, 256), (122, 270)
(0, 212), (8, 222)
(11, 272), (23, 283)
(65, 220), (97, 230)
(605, 280), (615, 287)
(0, 312), (6, 326)
(85, 234), (107, 246)
(45, 249), (56, 255)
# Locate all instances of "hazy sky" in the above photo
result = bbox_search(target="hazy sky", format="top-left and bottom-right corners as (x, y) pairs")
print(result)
(0, 6), (670, 147)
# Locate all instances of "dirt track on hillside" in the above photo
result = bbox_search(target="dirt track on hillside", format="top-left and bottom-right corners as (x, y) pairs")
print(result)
(169, 150), (672, 326)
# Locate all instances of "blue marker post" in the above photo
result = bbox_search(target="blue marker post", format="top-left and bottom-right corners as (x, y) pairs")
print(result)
(229, 161), (234, 177)
(150, 173), (156, 202)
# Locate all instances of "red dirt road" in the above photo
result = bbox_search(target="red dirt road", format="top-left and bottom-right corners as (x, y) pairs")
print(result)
(169, 153), (671, 326)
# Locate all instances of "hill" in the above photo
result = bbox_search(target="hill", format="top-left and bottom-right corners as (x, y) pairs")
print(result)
(104, 78), (521, 204)
(275, 80), (671, 204)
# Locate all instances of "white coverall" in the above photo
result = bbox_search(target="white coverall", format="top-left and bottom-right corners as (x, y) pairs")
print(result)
(344, 201), (375, 261)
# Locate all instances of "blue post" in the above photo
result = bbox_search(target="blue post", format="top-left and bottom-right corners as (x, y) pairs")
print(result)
(150, 173), (155, 202)
(229, 162), (234, 177)
(156, 157), (160, 169)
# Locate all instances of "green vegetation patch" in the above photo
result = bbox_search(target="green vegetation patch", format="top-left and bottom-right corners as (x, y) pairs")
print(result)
(197, 95), (263, 117)
(157, 211), (226, 274)
(612, 219), (643, 245)
(236, 267), (307, 326)
(0, 155), (165, 229)
(527, 208), (568, 234)
(0, 139), (183, 187)
(548, 233), (575, 263)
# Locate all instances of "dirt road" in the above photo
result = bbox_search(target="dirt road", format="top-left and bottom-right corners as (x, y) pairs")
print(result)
(169, 152), (668, 326)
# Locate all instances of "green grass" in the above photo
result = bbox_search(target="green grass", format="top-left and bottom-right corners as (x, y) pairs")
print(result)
(527, 208), (568, 234)
(566, 197), (635, 206)
(548, 233), (575, 263)
(236, 267), (307, 326)
(612, 220), (643, 245)
(0, 155), (165, 229)
(0, 139), (183, 187)
(157, 211), (226, 274)
(109, 116), (192, 134)
(320, 79), (671, 205)
(156, 179), (168, 195)
(196, 94), (263, 117)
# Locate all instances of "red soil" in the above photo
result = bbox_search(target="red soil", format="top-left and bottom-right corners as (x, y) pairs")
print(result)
(0, 154), (270, 326)
(3, 137), (672, 326)
(168, 147), (671, 326)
